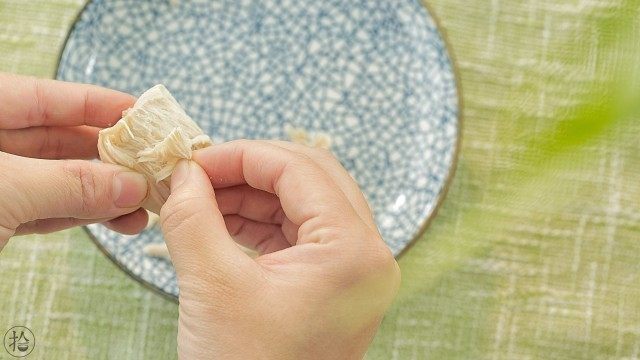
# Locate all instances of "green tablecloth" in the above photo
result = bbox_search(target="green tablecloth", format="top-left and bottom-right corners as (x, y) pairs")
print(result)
(1, 1), (638, 358)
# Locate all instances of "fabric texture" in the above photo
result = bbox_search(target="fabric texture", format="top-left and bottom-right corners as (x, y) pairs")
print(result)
(0, 0), (638, 359)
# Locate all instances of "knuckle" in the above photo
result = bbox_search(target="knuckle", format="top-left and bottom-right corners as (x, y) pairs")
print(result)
(36, 128), (51, 158)
(38, 127), (65, 159)
(347, 230), (401, 285)
(377, 246), (401, 289)
(364, 236), (396, 270)
(289, 154), (319, 173)
(295, 151), (314, 162)
(230, 138), (252, 149)
(82, 89), (93, 124)
(284, 141), (335, 163)
(312, 146), (334, 160)
(29, 78), (47, 126)
(61, 160), (103, 216)
(366, 240), (401, 293)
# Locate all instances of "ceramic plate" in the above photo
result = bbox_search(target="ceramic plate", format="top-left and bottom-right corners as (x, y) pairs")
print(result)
(57, 0), (460, 300)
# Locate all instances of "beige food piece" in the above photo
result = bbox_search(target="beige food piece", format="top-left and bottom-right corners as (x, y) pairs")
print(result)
(98, 84), (212, 214)
(145, 210), (160, 230)
(284, 124), (332, 149)
(310, 133), (332, 149)
(143, 243), (171, 259)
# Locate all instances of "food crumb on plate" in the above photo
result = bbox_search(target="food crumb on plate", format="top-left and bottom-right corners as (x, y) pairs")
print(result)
(284, 124), (332, 149)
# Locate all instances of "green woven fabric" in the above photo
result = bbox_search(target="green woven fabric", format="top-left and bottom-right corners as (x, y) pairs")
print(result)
(0, 1), (638, 359)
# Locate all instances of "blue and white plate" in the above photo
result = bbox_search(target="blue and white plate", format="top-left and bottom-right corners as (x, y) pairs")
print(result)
(57, 0), (460, 300)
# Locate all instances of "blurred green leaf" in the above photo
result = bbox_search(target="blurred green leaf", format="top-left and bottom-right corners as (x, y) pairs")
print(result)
(400, 0), (640, 293)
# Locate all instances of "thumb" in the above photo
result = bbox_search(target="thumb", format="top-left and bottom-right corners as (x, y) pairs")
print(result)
(160, 160), (249, 281)
(1, 154), (148, 226)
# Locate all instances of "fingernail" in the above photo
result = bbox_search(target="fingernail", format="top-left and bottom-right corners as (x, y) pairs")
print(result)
(171, 160), (190, 191)
(113, 171), (148, 208)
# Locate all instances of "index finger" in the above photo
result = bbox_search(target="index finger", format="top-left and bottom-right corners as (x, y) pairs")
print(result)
(0, 73), (135, 129)
(192, 140), (360, 229)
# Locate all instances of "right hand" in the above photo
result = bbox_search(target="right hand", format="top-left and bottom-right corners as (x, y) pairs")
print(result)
(160, 140), (401, 359)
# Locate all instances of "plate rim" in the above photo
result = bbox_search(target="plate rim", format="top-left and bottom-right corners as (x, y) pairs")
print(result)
(56, 0), (464, 303)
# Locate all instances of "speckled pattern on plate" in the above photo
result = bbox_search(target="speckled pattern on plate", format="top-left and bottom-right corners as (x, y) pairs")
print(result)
(57, 0), (459, 298)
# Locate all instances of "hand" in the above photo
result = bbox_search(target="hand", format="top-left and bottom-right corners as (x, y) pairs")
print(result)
(0, 74), (149, 249)
(160, 140), (400, 359)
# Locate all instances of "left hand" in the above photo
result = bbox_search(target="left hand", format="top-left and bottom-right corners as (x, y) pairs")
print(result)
(0, 73), (150, 250)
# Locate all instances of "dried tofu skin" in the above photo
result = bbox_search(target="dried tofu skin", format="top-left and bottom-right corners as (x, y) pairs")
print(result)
(284, 124), (332, 149)
(97, 84), (212, 214)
